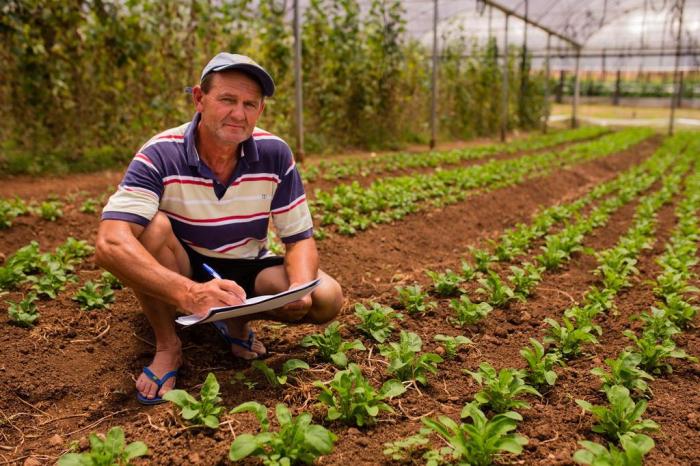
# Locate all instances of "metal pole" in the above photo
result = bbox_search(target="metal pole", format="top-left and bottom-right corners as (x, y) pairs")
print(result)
(572, 47), (581, 128)
(542, 33), (551, 133)
(500, 13), (509, 142)
(430, 0), (438, 149)
(293, 0), (304, 161)
(669, 0), (685, 135)
(518, 0), (528, 127)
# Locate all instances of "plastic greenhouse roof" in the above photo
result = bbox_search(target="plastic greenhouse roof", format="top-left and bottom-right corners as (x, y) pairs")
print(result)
(294, 0), (699, 71)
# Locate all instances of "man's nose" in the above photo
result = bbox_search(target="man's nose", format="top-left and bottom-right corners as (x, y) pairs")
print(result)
(229, 103), (245, 120)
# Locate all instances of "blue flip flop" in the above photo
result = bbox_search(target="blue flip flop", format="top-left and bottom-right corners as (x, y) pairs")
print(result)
(211, 321), (264, 359)
(136, 366), (179, 405)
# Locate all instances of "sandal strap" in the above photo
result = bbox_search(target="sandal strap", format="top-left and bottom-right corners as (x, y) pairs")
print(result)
(142, 367), (178, 389)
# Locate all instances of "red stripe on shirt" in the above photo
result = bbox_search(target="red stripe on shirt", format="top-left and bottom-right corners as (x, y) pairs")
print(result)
(162, 209), (269, 224)
(272, 196), (307, 215)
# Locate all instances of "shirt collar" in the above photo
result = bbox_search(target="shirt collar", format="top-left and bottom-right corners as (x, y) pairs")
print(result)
(185, 112), (260, 167)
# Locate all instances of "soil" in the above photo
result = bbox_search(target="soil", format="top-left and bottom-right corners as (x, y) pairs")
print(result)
(1, 134), (699, 466)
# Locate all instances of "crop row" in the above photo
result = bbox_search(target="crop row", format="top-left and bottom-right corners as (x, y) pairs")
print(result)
(311, 128), (652, 236)
(300, 126), (608, 182)
(0, 191), (108, 229)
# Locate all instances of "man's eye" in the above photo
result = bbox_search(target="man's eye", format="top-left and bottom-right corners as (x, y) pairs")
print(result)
(221, 98), (235, 103)
(245, 102), (257, 109)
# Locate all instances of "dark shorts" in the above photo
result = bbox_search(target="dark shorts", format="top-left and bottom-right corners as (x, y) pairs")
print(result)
(181, 243), (284, 298)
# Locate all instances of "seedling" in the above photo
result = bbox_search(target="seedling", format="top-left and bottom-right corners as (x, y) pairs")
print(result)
(591, 351), (654, 397)
(465, 362), (540, 412)
(659, 293), (697, 328)
(469, 246), (493, 273)
(7, 292), (40, 328)
(231, 371), (257, 390)
(574, 433), (655, 466)
(449, 295), (492, 327)
(301, 321), (365, 367)
(476, 271), (517, 307)
(433, 334), (472, 359)
(80, 198), (100, 214)
(73, 281), (115, 310)
(30, 260), (77, 299)
(422, 403), (528, 466)
(37, 200), (63, 221)
(252, 359), (309, 388)
(57, 426), (148, 466)
(55, 237), (94, 265)
(380, 331), (443, 386)
(425, 269), (463, 297)
(623, 330), (696, 374)
(544, 317), (599, 359)
(353, 302), (403, 343)
(519, 338), (561, 388)
(100, 271), (123, 290)
(314, 363), (406, 426)
(163, 372), (223, 428)
(395, 284), (437, 315)
(576, 385), (659, 440)
(634, 307), (680, 341)
(229, 402), (336, 464)
(508, 262), (543, 299)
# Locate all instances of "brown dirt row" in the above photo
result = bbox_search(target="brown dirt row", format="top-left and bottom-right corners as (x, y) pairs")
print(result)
(0, 136), (675, 465)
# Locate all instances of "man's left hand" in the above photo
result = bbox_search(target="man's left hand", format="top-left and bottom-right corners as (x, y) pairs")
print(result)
(280, 290), (312, 321)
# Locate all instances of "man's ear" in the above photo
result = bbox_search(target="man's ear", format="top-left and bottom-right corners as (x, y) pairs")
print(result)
(192, 85), (204, 112)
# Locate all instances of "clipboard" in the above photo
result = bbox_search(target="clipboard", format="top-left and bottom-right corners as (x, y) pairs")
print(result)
(175, 278), (321, 326)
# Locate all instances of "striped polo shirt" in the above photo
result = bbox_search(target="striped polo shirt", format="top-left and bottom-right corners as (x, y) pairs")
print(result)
(102, 112), (313, 259)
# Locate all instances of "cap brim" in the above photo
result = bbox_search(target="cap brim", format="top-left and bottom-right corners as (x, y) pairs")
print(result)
(206, 63), (275, 97)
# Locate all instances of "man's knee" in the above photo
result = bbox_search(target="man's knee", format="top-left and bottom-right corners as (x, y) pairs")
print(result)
(305, 277), (343, 325)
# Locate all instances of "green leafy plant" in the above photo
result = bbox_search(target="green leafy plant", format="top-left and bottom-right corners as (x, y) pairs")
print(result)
(634, 307), (680, 341)
(7, 292), (39, 328)
(301, 321), (365, 367)
(395, 284), (437, 314)
(0, 197), (29, 228)
(422, 402), (528, 466)
(476, 271), (517, 306)
(576, 385), (659, 441)
(574, 433), (655, 466)
(469, 246), (493, 273)
(229, 402), (336, 465)
(80, 198), (100, 214)
(591, 351), (654, 397)
(314, 363), (406, 426)
(465, 362), (540, 412)
(623, 331), (696, 374)
(425, 269), (464, 297)
(37, 200), (64, 221)
(57, 426), (147, 466)
(659, 293), (698, 328)
(433, 334), (472, 359)
(55, 237), (94, 265)
(29, 259), (78, 298)
(544, 317), (599, 359)
(162, 372), (223, 428)
(519, 338), (561, 388)
(508, 262), (543, 299)
(380, 331), (443, 386)
(252, 359), (309, 388)
(353, 302), (403, 343)
(449, 295), (493, 327)
(73, 281), (115, 310)
(100, 271), (123, 290)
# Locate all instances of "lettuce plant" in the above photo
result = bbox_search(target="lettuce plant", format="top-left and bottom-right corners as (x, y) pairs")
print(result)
(623, 331), (696, 375)
(433, 334), (472, 359)
(354, 302), (402, 343)
(574, 433), (654, 466)
(591, 351), (654, 397)
(7, 292), (40, 328)
(544, 317), (599, 359)
(576, 385), (659, 440)
(314, 363), (406, 426)
(73, 281), (115, 310)
(508, 262), (543, 299)
(229, 402), (335, 465)
(476, 271), (517, 307)
(57, 426), (147, 466)
(395, 285), (437, 315)
(425, 269), (463, 297)
(449, 295), (492, 327)
(422, 403), (528, 466)
(252, 359), (309, 388)
(163, 372), (223, 428)
(380, 331), (443, 386)
(465, 362), (540, 412)
(519, 338), (561, 388)
(301, 321), (365, 367)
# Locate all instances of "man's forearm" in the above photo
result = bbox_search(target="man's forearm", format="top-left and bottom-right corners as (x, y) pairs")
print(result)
(283, 237), (319, 287)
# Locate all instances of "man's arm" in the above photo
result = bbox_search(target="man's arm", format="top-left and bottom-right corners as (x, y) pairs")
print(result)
(95, 219), (246, 316)
(280, 237), (319, 314)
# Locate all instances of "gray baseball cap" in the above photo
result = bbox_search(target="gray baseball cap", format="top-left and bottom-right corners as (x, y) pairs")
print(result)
(200, 53), (275, 97)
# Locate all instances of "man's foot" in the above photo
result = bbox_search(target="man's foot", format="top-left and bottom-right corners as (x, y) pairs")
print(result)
(224, 319), (266, 360)
(135, 343), (182, 401)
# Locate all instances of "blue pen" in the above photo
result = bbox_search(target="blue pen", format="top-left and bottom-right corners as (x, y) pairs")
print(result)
(202, 262), (222, 279)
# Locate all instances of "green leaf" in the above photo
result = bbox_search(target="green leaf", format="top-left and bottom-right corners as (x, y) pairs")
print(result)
(124, 441), (148, 460)
(229, 434), (260, 461)
(380, 379), (407, 398)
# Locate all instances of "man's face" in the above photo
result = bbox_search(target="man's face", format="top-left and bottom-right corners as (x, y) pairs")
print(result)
(193, 70), (265, 147)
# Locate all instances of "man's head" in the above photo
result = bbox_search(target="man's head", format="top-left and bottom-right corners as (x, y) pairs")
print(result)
(192, 54), (275, 148)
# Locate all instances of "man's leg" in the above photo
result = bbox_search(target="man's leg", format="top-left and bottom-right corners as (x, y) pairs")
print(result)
(133, 212), (192, 400)
(223, 266), (343, 358)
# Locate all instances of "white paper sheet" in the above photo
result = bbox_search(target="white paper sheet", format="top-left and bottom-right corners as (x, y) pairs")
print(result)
(175, 278), (321, 326)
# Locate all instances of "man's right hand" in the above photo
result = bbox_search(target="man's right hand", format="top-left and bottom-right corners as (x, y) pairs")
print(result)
(184, 279), (246, 316)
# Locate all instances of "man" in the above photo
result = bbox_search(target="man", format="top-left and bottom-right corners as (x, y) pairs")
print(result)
(95, 53), (343, 404)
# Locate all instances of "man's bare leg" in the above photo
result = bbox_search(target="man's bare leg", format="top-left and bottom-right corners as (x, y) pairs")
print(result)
(224, 267), (343, 359)
(133, 213), (192, 400)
